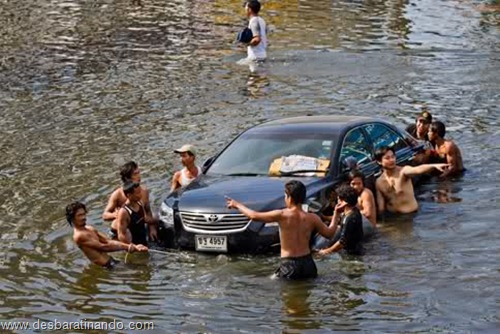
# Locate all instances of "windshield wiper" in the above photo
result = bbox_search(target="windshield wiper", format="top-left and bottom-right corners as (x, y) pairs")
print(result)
(226, 172), (267, 176)
(279, 169), (329, 176)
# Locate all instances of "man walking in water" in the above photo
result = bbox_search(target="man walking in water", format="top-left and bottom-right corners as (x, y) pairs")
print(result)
(170, 144), (202, 192)
(238, 0), (267, 70)
(226, 180), (338, 280)
(67, 201), (147, 269)
(375, 146), (448, 215)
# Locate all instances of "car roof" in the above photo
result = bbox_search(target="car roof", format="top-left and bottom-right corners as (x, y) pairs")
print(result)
(249, 115), (382, 135)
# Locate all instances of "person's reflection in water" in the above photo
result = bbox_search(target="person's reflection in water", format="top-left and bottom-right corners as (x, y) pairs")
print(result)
(431, 179), (463, 204)
(246, 62), (269, 98)
(280, 281), (321, 331)
(65, 265), (111, 314)
(417, 179), (463, 204)
(67, 258), (153, 313)
(377, 213), (417, 247)
(338, 255), (368, 280)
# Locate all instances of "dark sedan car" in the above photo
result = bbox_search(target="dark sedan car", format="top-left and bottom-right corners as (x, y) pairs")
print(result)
(158, 116), (423, 254)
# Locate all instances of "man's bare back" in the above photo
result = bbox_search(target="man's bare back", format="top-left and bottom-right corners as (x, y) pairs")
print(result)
(435, 140), (464, 176)
(428, 121), (464, 177)
(358, 188), (377, 226)
(273, 208), (328, 258)
(225, 197), (336, 258)
(225, 180), (337, 280)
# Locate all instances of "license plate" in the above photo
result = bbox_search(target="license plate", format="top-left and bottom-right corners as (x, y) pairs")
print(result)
(195, 235), (227, 252)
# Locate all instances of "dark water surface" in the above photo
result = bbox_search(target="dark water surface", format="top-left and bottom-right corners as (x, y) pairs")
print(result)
(0, 0), (498, 332)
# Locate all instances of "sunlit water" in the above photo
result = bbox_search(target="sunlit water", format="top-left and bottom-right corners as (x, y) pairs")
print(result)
(0, 0), (498, 332)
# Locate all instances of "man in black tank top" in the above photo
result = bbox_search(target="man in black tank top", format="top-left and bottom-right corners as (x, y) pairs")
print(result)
(115, 181), (148, 246)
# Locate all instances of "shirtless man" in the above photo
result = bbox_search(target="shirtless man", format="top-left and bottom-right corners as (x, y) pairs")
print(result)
(428, 121), (464, 177)
(67, 201), (147, 268)
(103, 161), (158, 241)
(348, 170), (377, 227)
(225, 180), (338, 280)
(170, 144), (202, 192)
(375, 147), (448, 214)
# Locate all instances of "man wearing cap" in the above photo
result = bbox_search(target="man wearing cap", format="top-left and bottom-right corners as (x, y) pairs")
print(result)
(406, 110), (433, 141)
(170, 144), (202, 192)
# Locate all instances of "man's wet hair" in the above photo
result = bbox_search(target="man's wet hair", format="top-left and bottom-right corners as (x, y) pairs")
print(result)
(246, 0), (261, 14)
(374, 146), (395, 162)
(430, 121), (446, 138)
(123, 181), (140, 196)
(65, 201), (86, 226)
(336, 184), (358, 207)
(348, 169), (365, 185)
(120, 161), (138, 182)
(285, 180), (306, 205)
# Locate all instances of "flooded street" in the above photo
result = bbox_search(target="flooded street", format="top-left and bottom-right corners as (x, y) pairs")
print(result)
(0, 0), (498, 332)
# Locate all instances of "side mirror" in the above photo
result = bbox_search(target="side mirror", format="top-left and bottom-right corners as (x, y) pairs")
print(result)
(306, 198), (324, 213)
(341, 156), (359, 173)
(202, 156), (215, 173)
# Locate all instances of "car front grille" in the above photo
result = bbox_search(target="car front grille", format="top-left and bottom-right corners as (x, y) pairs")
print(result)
(179, 211), (251, 234)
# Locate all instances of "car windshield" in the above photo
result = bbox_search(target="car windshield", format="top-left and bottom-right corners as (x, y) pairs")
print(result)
(207, 132), (336, 177)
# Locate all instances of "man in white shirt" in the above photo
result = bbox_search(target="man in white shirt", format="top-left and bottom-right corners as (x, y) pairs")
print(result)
(238, 0), (267, 71)
(246, 1), (267, 61)
(170, 144), (202, 192)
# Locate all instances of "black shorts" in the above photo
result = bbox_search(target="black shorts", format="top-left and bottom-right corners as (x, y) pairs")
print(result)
(108, 228), (118, 240)
(103, 257), (119, 270)
(274, 254), (318, 280)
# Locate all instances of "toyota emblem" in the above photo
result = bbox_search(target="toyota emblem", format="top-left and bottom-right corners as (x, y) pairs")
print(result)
(207, 214), (220, 223)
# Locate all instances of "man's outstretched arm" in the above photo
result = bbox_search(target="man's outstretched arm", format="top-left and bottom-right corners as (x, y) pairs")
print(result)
(225, 196), (282, 223)
(76, 232), (147, 253)
(402, 163), (448, 177)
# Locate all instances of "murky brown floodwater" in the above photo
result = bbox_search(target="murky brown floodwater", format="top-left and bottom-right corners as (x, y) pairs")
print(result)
(0, 0), (498, 332)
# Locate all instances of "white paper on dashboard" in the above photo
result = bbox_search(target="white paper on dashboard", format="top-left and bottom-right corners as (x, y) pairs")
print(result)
(279, 155), (318, 173)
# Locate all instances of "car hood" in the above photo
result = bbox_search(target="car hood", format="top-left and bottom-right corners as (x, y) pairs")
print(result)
(167, 175), (321, 214)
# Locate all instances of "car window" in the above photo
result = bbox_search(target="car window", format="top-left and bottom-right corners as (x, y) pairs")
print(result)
(207, 132), (335, 176)
(339, 128), (372, 169)
(363, 123), (409, 152)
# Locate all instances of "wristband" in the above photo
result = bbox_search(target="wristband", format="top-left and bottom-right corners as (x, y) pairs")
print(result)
(128, 244), (134, 253)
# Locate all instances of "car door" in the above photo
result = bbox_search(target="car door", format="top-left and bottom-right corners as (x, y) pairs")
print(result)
(362, 122), (415, 165)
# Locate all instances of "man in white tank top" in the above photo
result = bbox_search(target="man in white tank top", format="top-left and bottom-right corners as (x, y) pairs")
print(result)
(170, 144), (202, 192)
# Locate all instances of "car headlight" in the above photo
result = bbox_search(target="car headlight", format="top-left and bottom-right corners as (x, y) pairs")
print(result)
(159, 202), (174, 226)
